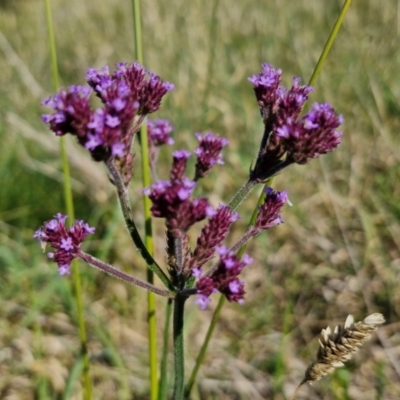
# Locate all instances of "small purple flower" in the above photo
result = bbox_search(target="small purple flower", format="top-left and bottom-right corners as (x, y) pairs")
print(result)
(276, 102), (343, 164)
(170, 150), (192, 181)
(192, 267), (203, 278)
(194, 294), (212, 310)
(43, 62), (174, 162)
(105, 115), (120, 128)
(194, 132), (229, 180)
(275, 77), (314, 127)
(248, 64), (343, 180)
(41, 86), (93, 138)
(58, 264), (71, 276)
(144, 178), (209, 235)
(248, 63), (282, 112)
(60, 237), (74, 251)
(34, 214), (95, 275)
(194, 250), (252, 308)
(140, 73), (175, 114)
(254, 187), (288, 231)
(147, 119), (175, 146)
(188, 205), (240, 270)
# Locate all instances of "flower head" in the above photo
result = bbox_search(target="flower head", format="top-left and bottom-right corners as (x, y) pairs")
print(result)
(255, 187), (288, 231)
(194, 132), (229, 180)
(34, 214), (95, 275)
(147, 119), (175, 146)
(248, 63), (282, 113)
(194, 248), (253, 308)
(187, 205), (240, 271)
(144, 178), (209, 235)
(42, 62), (174, 162)
(248, 64), (343, 180)
(277, 102), (343, 164)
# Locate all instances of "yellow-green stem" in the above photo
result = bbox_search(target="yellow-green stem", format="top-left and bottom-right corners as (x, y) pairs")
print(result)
(44, 0), (92, 398)
(132, 1), (158, 398)
(185, 1), (352, 397)
(158, 299), (173, 400)
(308, 0), (352, 87)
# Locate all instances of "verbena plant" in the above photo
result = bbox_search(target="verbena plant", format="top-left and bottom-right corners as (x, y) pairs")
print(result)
(34, 1), (384, 399)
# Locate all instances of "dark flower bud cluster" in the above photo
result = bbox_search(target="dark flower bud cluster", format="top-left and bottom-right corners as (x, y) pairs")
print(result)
(193, 246), (253, 310)
(276, 102), (343, 164)
(187, 205), (240, 271)
(42, 62), (174, 162)
(248, 63), (283, 113)
(144, 131), (228, 237)
(248, 63), (343, 180)
(147, 119), (175, 147)
(33, 214), (95, 276)
(143, 175), (210, 236)
(251, 187), (288, 234)
(146, 119), (175, 169)
(194, 132), (229, 180)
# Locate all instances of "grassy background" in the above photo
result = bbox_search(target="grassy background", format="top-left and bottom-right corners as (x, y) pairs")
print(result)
(1, 0), (400, 398)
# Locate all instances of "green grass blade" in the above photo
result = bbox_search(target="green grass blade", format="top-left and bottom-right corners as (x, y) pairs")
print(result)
(131, 1), (159, 398)
(44, 0), (92, 398)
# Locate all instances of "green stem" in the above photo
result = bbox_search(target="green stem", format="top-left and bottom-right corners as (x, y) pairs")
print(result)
(44, 1), (92, 398)
(106, 160), (172, 290)
(228, 180), (257, 211)
(78, 251), (173, 298)
(132, 1), (159, 398)
(308, 0), (353, 87)
(184, 295), (225, 398)
(158, 299), (173, 400)
(173, 295), (187, 400)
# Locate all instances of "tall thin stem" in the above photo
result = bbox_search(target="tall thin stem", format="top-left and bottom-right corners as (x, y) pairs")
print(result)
(184, 295), (225, 398)
(308, 0), (353, 87)
(106, 160), (172, 290)
(131, 1), (159, 398)
(158, 299), (173, 400)
(44, 1), (92, 398)
(173, 294), (187, 400)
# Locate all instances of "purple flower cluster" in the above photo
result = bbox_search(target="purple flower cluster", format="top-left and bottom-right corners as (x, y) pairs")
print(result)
(143, 174), (210, 236)
(193, 246), (253, 309)
(42, 62), (174, 162)
(248, 63), (284, 113)
(194, 132), (229, 180)
(144, 132), (228, 236)
(248, 63), (343, 179)
(187, 205), (240, 271)
(33, 214), (95, 276)
(276, 102), (343, 164)
(255, 187), (288, 231)
(147, 119), (175, 146)
(35, 61), (344, 313)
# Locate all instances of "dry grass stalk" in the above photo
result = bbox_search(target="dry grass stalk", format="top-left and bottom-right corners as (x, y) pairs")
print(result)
(289, 313), (385, 400)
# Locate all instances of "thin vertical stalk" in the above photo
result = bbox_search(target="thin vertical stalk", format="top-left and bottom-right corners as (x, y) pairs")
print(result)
(185, 2), (352, 397)
(131, 1), (159, 399)
(44, 1), (92, 398)
(158, 299), (173, 400)
(308, 0), (352, 87)
(172, 294), (187, 400)
(184, 295), (225, 398)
